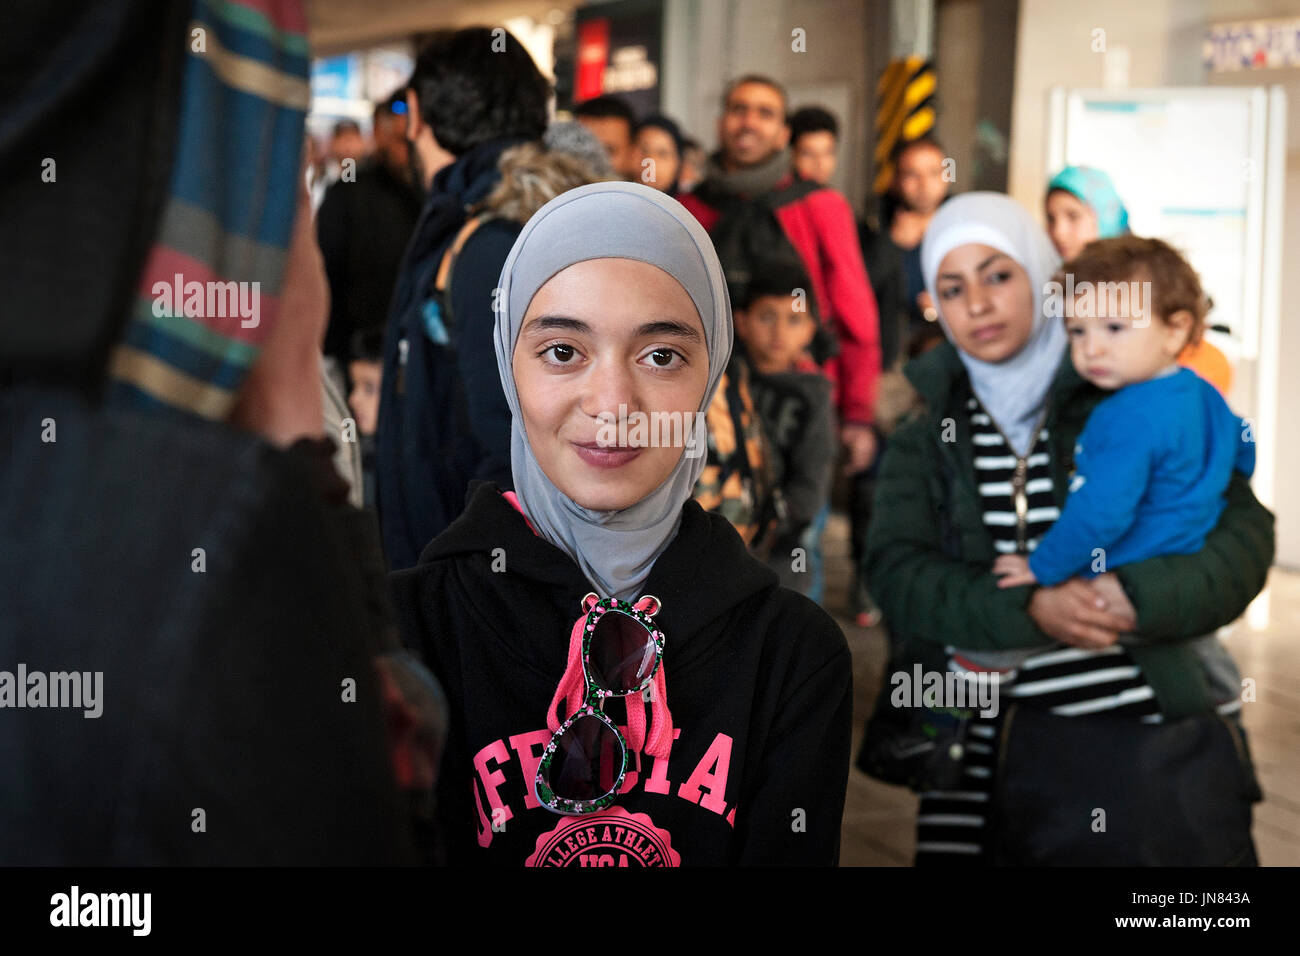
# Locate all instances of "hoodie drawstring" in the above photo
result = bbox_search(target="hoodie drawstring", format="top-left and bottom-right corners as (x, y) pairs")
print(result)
(546, 594), (673, 761)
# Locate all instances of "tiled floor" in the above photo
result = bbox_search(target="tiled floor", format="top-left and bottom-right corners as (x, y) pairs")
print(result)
(819, 512), (1300, 866)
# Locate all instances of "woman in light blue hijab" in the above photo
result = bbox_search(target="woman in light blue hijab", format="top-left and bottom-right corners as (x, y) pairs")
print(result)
(920, 192), (1065, 456)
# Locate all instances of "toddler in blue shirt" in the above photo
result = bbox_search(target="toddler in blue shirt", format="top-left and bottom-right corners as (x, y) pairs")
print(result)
(994, 237), (1255, 599)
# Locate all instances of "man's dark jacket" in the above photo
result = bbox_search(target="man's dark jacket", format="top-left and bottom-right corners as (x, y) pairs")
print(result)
(0, 0), (416, 865)
(376, 138), (523, 571)
(317, 158), (422, 365)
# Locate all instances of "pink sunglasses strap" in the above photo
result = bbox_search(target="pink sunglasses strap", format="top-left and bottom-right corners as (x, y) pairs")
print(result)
(545, 596), (674, 762)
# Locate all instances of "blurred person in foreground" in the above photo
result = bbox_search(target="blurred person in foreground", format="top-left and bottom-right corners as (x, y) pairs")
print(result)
(0, 0), (435, 865)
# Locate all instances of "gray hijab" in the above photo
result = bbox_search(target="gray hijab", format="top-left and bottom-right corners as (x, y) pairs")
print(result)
(921, 192), (1065, 457)
(493, 181), (733, 601)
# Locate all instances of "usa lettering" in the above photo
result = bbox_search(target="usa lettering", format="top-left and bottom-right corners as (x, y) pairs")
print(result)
(542, 824), (664, 866)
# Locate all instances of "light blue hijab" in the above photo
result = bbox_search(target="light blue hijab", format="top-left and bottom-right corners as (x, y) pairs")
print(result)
(493, 182), (733, 601)
(921, 192), (1066, 457)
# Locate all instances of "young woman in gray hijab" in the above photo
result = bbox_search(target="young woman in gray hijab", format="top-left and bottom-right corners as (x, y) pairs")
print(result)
(391, 182), (852, 866)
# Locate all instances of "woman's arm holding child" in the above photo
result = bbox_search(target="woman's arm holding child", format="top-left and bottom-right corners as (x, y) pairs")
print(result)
(865, 418), (1133, 650)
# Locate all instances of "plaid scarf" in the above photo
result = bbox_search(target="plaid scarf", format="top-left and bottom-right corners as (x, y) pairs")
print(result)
(108, 0), (311, 420)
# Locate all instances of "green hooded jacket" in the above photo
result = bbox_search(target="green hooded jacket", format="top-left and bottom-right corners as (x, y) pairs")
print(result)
(864, 341), (1275, 720)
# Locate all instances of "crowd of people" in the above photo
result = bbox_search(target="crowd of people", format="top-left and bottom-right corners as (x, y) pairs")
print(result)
(2, 8), (1272, 868)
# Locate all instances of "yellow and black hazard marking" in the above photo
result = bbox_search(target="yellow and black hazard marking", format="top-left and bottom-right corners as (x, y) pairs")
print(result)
(873, 56), (937, 194)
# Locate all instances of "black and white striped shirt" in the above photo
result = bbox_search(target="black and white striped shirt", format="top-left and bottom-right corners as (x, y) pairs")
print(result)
(962, 396), (1163, 718)
(916, 398), (1167, 864)
(968, 397), (1059, 556)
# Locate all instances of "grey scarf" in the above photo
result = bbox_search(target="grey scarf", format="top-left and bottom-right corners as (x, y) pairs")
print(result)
(493, 182), (733, 600)
(702, 147), (791, 199)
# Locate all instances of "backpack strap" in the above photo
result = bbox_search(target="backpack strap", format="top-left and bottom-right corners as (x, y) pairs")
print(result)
(434, 213), (491, 294)
(720, 359), (785, 552)
(424, 212), (497, 345)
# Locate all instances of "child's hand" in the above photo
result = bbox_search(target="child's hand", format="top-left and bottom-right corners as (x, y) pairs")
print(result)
(993, 554), (1038, 589)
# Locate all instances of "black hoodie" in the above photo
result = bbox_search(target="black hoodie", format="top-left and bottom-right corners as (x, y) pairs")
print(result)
(390, 482), (852, 866)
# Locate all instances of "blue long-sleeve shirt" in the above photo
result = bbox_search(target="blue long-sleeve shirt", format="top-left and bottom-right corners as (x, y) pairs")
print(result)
(1028, 367), (1255, 586)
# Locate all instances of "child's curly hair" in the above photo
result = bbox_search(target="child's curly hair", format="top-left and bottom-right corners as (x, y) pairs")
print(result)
(1057, 235), (1209, 346)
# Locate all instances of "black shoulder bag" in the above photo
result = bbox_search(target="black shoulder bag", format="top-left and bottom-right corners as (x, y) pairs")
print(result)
(855, 439), (976, 791)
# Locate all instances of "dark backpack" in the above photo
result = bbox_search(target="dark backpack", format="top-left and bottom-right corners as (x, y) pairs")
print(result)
(378, 212), (509, 571)
(701, 179), (839, 363)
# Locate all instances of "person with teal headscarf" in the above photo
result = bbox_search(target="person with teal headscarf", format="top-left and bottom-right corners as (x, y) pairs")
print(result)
(1044, 165), (1234, 394)
(1044, 165), (1130, 262)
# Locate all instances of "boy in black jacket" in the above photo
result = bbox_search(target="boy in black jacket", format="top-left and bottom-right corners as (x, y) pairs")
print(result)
(734, 267), (835, 598)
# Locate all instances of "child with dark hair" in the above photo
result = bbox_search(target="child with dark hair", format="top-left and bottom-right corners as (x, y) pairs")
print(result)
(992, 237), (1255, 605)
(733, 263), (835, 598)
(788, 106), (839, 186)
(348, 327), (385, 508)
(573, 94), (639, 179)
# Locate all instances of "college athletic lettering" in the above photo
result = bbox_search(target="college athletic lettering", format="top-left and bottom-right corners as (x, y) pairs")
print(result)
(525, 807), (681, 866)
